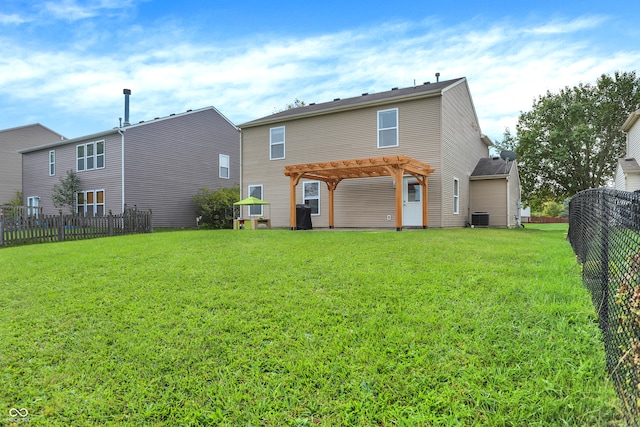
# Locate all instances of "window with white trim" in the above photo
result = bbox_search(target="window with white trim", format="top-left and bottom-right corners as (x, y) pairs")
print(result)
(77, 140), (105, 172)
(303, 181), (320, 215)
(453, 178), (460, 214)
(378, 108), (398, 148)
(27, 196), (40, 218)
(219, 154), (230, 179)
(49, 150), (55, 176)
(248, 185), (263, 216)
(270, 126), (285, 160)
(77, 190), (105, 217)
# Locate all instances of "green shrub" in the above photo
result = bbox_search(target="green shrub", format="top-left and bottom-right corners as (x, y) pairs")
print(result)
(192, 186), (239, 229)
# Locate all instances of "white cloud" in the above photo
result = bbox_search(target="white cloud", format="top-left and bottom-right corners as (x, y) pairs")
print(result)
(41, 0), (139, 21)
(0, 13), (638, 141)
(0, 13), (32, 24)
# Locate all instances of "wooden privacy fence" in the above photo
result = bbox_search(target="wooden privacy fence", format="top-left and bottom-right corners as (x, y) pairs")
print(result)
(0, 206), (152, 246)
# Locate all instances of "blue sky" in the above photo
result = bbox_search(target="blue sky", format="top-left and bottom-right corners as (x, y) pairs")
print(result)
(1, 0), (639, 142)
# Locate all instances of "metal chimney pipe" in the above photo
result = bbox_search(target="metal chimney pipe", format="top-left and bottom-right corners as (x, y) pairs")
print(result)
(435, 72), (440, 82)
(123, 89), (131, 126)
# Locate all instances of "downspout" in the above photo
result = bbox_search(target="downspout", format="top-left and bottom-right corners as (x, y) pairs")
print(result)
(238, 128), (243, 218)
(118, 127), (125, 212)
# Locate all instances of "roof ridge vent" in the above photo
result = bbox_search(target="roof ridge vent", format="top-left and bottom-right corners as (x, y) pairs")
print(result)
(333, 98), (340, 101)
(362, 93), (368, 96)
(391, 87), (398, 90)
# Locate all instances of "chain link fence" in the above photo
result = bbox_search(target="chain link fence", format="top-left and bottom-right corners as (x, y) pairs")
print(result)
(568, 188), (640, 426)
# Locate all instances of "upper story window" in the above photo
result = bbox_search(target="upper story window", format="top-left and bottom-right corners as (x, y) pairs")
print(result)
(378, 108), (398, 148)
(219, 154), (230, 179)
(270, 126), (285, 160)
(303, 181), (320, 215)
(49, 150), (55, 176)
(77, 140), (105, 172)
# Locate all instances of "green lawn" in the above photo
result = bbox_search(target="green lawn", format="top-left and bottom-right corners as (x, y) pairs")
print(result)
(0, 226), (623, 426)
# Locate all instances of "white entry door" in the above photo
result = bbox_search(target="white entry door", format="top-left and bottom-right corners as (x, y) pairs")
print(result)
(402, 177), (422, 226)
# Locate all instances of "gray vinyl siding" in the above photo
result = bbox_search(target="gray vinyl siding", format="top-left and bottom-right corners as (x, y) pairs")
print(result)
(21, 132), (123, 215)
(241, 96), (443, 228)
(124, 108), (239, 228)
(0, 124), (63, 205)
(440, 81), (490, 227)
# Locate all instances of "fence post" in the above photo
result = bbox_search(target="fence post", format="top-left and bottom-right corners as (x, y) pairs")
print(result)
(58, 210), (64, 242)
(0, 213), (4, 246)
(108, 210), (114, 236)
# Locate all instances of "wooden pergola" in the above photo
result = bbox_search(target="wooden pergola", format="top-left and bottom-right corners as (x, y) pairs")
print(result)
(284, 155), (435, 231)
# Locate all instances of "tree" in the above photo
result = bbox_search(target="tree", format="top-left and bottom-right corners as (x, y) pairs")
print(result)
(515, 71), (640, 209)
(3, 191), (22, 206)
(52, 170), (80, 213)
(492, 127), (518, 155)
(273, 98), (307, 114)
(192, 186), (240, 229)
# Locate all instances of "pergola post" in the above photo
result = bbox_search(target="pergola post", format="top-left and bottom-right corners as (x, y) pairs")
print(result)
(392, 168), (404, 231)
(326, 181), (340, 229)
(420, 176), (428, 228)
(289, 173), (304, 230)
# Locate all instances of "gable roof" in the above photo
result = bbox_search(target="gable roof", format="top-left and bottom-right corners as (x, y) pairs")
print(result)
(470, 157), (514, 178)
(0, 123), (65, 139)
(619, 157), (640, 174)
(19, 106), (235, 154)
(622, 110), (640, 132)
(239, 77), (467, 128)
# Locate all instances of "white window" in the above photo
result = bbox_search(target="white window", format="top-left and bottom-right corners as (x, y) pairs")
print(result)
(453, 178), (460, 214)
(96, 141), (105, 168)
(303, 181), (320, 215)
(248, 185), (263, 216)
(378, 108), (398, 148)
(77, 144), (85, 171)
(27, 196), (40, 218)
(270, 126), (285, 160)
(219, 154), (230, 179)
(77, 140), (105, 172)
(77, 190), (105, 217)
(49, 150), (55, 176)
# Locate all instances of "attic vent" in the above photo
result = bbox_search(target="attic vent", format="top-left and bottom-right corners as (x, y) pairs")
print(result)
(333, 98), (340, 101)
(391, 87), (398, 90)
(187, 109), (193, 112)
(626, 158), (635, 161)
(492, 156), (500, 160)
(423, 81), (430, 85)
(154, 117), (160, 120)
(309, 103), (316, 106)
(139, 120), (145, 123)
(362, 93), (368, 96)
(170, 113), (175, 116)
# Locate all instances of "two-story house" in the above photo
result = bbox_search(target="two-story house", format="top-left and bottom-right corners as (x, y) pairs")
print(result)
(615, 110), (640, 191)
(238, 77), (500, 229)
(20, 105), (240, 228)
(0, 124), (65, 205)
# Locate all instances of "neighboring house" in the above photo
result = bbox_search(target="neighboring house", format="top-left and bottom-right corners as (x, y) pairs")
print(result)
(20, 106), (239, 228)
(0, 124), (65, 205)
(469, 156), (522, 228)
(615, 110), (640, 191)
(238, 77), (499, 229)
